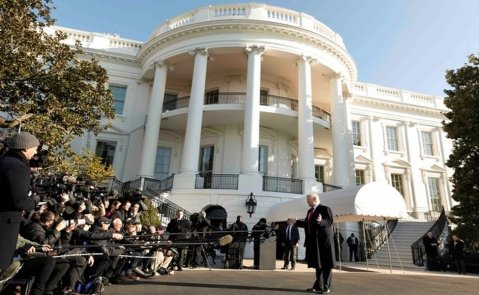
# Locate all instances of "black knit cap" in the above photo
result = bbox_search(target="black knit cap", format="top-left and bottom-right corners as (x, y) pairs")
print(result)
(8, 132), (40, 150)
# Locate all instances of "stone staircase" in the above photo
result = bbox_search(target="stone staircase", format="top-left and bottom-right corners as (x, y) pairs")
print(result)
(364, 220), (435, 271)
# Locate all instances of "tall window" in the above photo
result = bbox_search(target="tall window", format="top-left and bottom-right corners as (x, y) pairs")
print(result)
(428, 177), (442, 212)
(386, 126), (399, 151)
(355, 170), (365, 185)
(315, 165), (325, 183)
(260, 89), (269, 106)
(421, 131), (434, 156)
(95, 141), (116, 168)
(199, 145), (215, 174)
(258, 145), (268, 175)
(109, 85), (127, 114)
(391, 173), (404, 196)
(154, 147), (171, 180)
(352, 121), (361, 146)
(163, 93), (178, 112)
(205, 89), (219, 104)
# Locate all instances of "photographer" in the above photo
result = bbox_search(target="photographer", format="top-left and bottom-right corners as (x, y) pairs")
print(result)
(0, 132), (41, 271)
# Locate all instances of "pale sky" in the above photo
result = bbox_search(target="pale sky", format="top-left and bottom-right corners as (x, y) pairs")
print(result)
(51, 0), (479, 96)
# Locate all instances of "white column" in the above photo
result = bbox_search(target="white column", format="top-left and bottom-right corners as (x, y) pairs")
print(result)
(241, 45), (264, 174)
(180, 48), (210, 174)
(297, 55), (316, 181)
(330, 74), (355, 187)
(139, 61), (168, 178)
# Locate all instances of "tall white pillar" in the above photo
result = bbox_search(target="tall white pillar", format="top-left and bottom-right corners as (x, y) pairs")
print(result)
(297, 55), (316, 181)
(241, 45), (264, 175)
(139, 61), (168, 177)
(180, 48), (210, 174)
(330, 74), (355, 187)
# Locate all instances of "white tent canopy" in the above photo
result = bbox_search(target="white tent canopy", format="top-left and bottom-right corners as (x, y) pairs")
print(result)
(266, 182), (409, 222)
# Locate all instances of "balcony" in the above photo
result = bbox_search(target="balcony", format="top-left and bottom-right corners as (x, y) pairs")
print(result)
(162, 92), (331, 125)
(263, 176), (303, 194)
(195, 173), (239, 189)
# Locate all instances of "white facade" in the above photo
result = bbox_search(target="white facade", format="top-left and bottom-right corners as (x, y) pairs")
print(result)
(52, 3), (453, 231)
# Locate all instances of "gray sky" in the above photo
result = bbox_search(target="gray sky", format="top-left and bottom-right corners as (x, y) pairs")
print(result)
(52, 0), (479, 96)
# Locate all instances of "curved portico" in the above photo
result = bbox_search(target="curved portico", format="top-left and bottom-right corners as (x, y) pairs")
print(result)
(137, 3), (358, 193)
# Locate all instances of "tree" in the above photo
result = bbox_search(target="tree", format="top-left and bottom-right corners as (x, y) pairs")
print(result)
(443, 53), (479, 252)
(0, 0), (115, 181)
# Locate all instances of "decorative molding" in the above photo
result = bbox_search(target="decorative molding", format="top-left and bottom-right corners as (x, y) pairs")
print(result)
(296, 54), (316, 65)
(244, 45), (265, 56)
(188, 48), (213, 60)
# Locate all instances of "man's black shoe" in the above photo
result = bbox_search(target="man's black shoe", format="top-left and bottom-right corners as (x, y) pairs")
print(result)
(306, 287), (316, 292)
(322, 288), (331, 294)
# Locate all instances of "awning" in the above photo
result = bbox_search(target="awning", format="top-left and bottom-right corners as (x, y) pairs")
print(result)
(265, 182), (408, 222)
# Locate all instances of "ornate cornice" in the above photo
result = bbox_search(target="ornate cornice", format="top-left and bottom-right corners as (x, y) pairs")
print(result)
(137, 22), (356, 83)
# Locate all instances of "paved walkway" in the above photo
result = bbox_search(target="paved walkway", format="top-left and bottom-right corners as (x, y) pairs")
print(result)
(103, 259), (478, 295)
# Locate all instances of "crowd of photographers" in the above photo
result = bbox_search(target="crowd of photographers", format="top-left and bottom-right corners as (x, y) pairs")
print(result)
(5, 179), (194, 295)
(0, 132), (216, 295)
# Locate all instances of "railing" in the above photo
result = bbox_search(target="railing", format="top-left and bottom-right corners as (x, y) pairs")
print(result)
(263, 176), (303, 194)
(162, 92), (330, 124)
(104, 176), (191, 221)
(150, 3), (345, 49)
(322, 183), (342, 192)
(205, 92), (246, 105)
(353, 82), (447, 110)
(143, 175), (174, 193)
(195, 173), (239, 189)
(411, 207), (447, 266)
(260, 94), (298, 111)
(365, 219), (399, 258)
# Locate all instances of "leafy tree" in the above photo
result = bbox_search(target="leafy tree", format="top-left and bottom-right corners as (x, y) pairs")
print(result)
(0, 0), (115, 181)
(443, 53), (479, 252)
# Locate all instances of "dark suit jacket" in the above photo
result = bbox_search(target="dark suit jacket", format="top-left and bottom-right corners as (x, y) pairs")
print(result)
(0, 151), (37, 269)
(282, 225), (300, 246)
(296, 204), (336, 269)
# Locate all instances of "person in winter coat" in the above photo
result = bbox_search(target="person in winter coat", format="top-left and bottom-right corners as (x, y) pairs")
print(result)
(0, 132), (40, 270)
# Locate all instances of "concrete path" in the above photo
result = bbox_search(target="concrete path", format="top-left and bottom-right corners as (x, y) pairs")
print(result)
(102, 259), (478, 295)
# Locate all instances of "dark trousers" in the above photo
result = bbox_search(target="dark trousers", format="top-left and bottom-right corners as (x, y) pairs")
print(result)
(314, 267), (332, 291)
(283, 244), (297, 268)
(14, 256), (55, 295)
(44, 259), (70, 293)
(88, 254), (111, 277)
(349, 245), (358, 262)
(253, 241), (260, 268)
(455, 257), (466, 273)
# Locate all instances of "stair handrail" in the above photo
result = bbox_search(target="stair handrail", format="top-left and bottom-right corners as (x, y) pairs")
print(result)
(410, 207), (447, 266)
(366, 219), (398, 258)
(106, 176), (192, 220)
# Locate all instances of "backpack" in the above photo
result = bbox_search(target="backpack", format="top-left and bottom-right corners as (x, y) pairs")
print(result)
(75, 276), (104, 294)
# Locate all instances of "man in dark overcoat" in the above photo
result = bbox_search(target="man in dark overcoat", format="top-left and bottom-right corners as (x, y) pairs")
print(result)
(294, 193), (335, 294)
(0, 132), (40, 270)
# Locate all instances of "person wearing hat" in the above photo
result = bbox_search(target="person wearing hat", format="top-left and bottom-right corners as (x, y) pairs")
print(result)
(0, 132), (41, 270)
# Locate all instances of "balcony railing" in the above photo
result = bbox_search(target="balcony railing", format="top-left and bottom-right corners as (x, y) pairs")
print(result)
(195, 173), (239, 189)
(263, 176), (303, 194)
(322, 183), (342, 192)
(162, 92), (331, 125)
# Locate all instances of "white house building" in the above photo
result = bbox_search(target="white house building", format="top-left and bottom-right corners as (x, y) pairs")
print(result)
(49, 3), (452, 237)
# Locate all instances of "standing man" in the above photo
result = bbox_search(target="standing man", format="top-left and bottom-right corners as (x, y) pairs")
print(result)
(346, 233), (359, 262)
(450, 234), (466, 274)
(230, 215), (248, 269)
(166, 209), (191, 271)
(0, 132), (40, 270)
(294, 193), (335, 294)
(422, 231), (438, 270)
(281, 218), (300, 270)
(252, 217), (267, 269)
